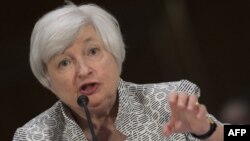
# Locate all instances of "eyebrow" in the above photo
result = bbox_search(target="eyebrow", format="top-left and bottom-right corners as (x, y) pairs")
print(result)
(83, 37), (93, 43)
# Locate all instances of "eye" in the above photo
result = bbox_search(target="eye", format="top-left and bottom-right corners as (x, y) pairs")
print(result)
(58, 59), (71, 68)
(88, 47), (100, 56)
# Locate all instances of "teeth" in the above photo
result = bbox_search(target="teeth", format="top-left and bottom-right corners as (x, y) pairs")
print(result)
(80, 83), (97, 95)
(86, 85), (92, 90)
(82, 83), (94, 90)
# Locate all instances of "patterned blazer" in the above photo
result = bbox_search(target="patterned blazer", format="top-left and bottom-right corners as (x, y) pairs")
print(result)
(13, 79), (210, 141)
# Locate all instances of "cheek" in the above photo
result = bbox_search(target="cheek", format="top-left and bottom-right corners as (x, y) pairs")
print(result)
(101, 59), (120, 88)
(50, 75), (78, 107)
(100, 58), (119, 79)
(49, 72), (75, 94)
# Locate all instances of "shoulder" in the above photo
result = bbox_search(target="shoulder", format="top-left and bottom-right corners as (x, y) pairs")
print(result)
(119, 79), (200, 127)
(121, 79), (200, 114)
(122, 79), (200, 96)
(13, 101), (65, 140)
(122, 80), (178, 92)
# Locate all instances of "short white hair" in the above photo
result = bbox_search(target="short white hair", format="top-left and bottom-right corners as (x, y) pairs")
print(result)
(30, 3), (125, 89)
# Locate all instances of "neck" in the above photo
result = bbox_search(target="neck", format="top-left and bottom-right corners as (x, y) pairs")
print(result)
(74, 95), (126, 141)
(74, 94), (119, 132)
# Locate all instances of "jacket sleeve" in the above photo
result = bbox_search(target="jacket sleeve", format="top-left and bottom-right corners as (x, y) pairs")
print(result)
(13, 127), (29, 141)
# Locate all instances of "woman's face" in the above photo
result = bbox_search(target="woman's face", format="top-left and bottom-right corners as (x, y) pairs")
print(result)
(47, 25), (120, 116)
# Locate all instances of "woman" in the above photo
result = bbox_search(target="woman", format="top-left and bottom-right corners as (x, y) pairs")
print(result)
(13, 3), (223, 141)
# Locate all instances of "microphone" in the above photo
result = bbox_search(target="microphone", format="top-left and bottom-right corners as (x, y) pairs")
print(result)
(77, 95), (98, 141)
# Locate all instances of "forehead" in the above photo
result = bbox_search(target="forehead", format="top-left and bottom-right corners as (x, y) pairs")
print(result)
(75, 24), (102, 43)
(65, 25), (105, 52)
(49, 25), (103, 59)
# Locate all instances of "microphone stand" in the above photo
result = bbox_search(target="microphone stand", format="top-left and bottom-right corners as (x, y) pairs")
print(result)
(77, 95), (98, 141)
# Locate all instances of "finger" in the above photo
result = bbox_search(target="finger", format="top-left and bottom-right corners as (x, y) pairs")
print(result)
(168, 92), (178, 113)
(169, 91), (178, 105)
(177, 92), (189, 110)
(187, 94), (199, 111)
(162, 121), (174, 136)
(196, 104), (208, 119)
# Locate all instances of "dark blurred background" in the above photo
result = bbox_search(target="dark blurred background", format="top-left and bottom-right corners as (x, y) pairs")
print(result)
(1, 0), (250, 140)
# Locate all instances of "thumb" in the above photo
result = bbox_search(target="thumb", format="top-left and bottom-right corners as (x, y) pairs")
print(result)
(162, 121), (175, 136)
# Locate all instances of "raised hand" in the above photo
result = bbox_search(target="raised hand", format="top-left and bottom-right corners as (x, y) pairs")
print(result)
(163, 92), (210, 136)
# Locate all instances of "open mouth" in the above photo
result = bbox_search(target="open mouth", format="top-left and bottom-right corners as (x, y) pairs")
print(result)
(79, 83), (98, 95)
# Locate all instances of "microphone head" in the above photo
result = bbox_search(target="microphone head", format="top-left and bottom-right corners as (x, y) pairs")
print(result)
(77, 95), (89, 107)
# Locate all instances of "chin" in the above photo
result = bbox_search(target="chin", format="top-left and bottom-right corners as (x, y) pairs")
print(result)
(89, 102), (111, 115)
(89, 107), (109, 116)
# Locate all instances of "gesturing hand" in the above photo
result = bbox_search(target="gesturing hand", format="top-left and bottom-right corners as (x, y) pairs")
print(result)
(163, 92), (210, 136)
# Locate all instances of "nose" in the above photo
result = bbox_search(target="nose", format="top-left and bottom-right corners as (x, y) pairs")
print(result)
(76, 60), (93, 78)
